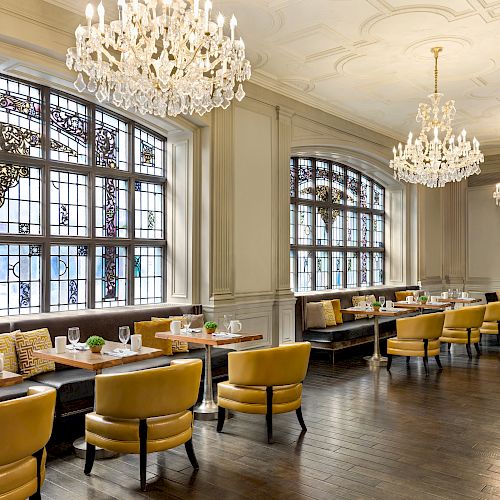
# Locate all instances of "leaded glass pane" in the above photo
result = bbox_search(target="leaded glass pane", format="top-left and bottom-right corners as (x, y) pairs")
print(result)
(373, 252), (384, 285)
(0, 76), (42, 157)
(0, 166), (40, 235)
(316, 251), (329, 290)
(50, 245), (87, 311)
(360, 213), (371, 248)
(315, 207), (328, 246)
(95, 246), (127, 308)
(134, 246), (163, 304)
(95, 177), (128, 238)
(134, 127), (164, 176)
(298, 158), (313, 200)
(346, 170), (359, 206)
(332, 164), (344, 205)
(315, 160), (329, 203)
(331, 209), (344, 246)
(347, 210), (358, 247)
(0, 244), (41, 315)
(50, 171), (88, 236)
(290, 250), (295, 292)
(95, 110), (128, 170)
(332, 251), (344, 289)
(135, 181), (163, 239)
(373, 183), (384, 211)
(290, 204), (295, 245)
(346, 252), (358, 288)
(290, 159), (296, 198)
(360, 251), (371, 287)
(360, 176), (372, 208)
(297, 205), (312, 245)
(297, 251), (312, 292)
(373, 215), (384, 248)
(50, 93), (88, 164)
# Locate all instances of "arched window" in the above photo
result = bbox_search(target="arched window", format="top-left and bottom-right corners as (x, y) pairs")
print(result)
(290, 157), (385, 292)
(0, 73), (166, 315)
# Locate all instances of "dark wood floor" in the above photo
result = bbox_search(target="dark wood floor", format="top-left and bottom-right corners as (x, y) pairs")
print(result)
(43, 340), (500, 499)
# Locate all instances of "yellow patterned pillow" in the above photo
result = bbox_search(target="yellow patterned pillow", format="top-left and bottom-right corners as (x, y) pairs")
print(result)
(352, 295), (376, 320)
(395, 291), (415, 302)
(331, 299), (343, 325)
(15, 328), (55, 378)
(0, 331), (20, 373)
(321, 301), (336, 327)
(135, 319), (174, 355)
(151, 316), (189, 353)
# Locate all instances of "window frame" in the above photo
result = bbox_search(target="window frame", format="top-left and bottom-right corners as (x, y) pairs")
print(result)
(0, 73), (168, 314)
(290, 156), (385, 292)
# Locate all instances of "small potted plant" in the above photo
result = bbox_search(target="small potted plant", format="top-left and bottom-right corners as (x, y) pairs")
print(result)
(419, 295), (429, 304)
(372, 301), (381, 312)
(204, 321), (217, 335)
(86, 335), (106, 353)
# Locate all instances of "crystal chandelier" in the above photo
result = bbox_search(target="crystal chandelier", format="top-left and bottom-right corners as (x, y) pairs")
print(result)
(390, 47), (483, 188)
(66, 0), (251, 117)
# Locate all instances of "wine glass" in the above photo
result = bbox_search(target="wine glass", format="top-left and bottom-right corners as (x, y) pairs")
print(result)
(223, 314), (233, 333)
(379, 296), (386, 310)
(118, 326), (130, 351)
(183, 314), (193, 333)
(68, 327), (80, 351)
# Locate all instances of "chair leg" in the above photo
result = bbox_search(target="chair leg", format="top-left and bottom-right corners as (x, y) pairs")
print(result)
(447, 343), (451, 351)
(386, 354), (393, 371)
(84, 443), (96, 476)
(217, 405), (226, 433)
(406, 356), (410, 365)
(474, 343), (481, 356)
(139, 419), (148, 492)
(435, 355), (443, 370)
(29, 448), (44, 500)
(423, 356), (429, 376)
(184, 439), (199, 470)
(466, 329), (472, 359)
(296, 406), (307, 432)
(266, 386), (273, 444)
(465, 343), (472, 359)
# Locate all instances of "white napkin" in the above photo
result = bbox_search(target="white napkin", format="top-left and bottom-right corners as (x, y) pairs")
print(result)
(212, 333), (241, 338)
(103, 348), (135, 357)
(66, 343), (89, 351)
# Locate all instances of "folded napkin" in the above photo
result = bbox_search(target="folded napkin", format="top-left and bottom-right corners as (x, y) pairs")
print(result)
(66, 343), (89, 351)
(211, 333), (241, 338)
(103, 348), (135, 357)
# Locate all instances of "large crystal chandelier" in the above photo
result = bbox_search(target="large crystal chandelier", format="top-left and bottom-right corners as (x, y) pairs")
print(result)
(66, 0), (251, 117)
(390, 47), (483, 188)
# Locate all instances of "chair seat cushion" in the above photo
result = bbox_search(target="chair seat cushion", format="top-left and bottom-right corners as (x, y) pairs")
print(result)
(387, 338), (440, 357)
(0, 456), (37, 498)
(441, 327), (480, 343)
(85, 410), (192, 454)
(217, 381), (302, 415)
(480, 322), (498, 335)
(0, 381), (48, 402)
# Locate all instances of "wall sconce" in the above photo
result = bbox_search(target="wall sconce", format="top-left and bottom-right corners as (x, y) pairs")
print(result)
(494, 183), (500, 206)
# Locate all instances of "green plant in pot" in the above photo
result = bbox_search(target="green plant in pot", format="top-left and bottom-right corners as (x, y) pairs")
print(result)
(86, 335), (105, 353)
(204, 321), (217, 334)
(372, 301), (381, 312)
(419, 295), (429, 304)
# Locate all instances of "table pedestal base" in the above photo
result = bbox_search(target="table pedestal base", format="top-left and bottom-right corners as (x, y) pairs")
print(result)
(364, 354), (388, 367)
(73, 437), (118, 459)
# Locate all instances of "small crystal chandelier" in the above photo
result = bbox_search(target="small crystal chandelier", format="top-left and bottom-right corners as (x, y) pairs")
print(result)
(66, 0), (251, 117)
(390, 47), (483, 188)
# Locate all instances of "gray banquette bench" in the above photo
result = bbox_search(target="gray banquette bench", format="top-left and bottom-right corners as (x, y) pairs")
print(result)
(295, 286), (419, 361)
(0, 305), (231, 421)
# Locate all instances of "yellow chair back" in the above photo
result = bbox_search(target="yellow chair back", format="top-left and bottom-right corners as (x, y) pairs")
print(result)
(0, 386), (56, 466)
(444, 305), (486, 329)
(484, 302), (500, 322)
(228, 342), (311, 387)
(94, 359), (202, 420)
(396, 312), (445, 340)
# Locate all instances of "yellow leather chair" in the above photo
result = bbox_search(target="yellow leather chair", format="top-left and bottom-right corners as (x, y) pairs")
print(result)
(479, 301), (500, 345)
(85, 359), (202, 491)
(217, 342), (311, 444)
(0, 386), (56, 500)
(440, 305), (486, 359)
(387, 312), (445, 375)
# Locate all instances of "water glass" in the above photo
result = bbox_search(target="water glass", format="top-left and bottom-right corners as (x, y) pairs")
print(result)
(118, 326), (130, 350)
(68, 327), (80, 350)
(379, 296), (386, 309)
(223, 314), (233, 333)
(183, 314), (194, 333)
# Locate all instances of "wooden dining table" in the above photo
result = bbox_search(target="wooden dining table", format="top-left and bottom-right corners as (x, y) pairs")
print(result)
(0, 370), (23, 387)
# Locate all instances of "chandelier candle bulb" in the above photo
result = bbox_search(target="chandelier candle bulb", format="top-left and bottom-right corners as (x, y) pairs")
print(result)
(97, 2), (105, 32)
(86, 3), (93, 30)
(230, 14), (237, 41)
(194, 0), (199, 17)
(204, 0), (212, 32)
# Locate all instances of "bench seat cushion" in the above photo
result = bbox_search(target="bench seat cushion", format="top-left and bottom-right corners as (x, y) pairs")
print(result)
(0, 381), (48, 402)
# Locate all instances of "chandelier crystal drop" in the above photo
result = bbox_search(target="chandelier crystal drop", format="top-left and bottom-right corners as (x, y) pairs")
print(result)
(66, 0), (251, 117)
(390, 47), (483, 188)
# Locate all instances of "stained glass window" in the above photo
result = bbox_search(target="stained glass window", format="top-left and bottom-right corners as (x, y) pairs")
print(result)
(50, 171), (88, 237)
(95, 110), (128, 171)
(0, 166), (41, 235)
(0, 244), (41, 315)
(0, 76), (42, 158)
(95, 177), (128, 238)
(50, 93), (88, 164)
(95, 246), (128, 308)
(50, 245), (87, 311)
(134, 247), (163, 304)
(134, 127), (164, 176)
(0, 73), (167, 315)
(135, 182), (163, 239)
(290, 157), (384, 291)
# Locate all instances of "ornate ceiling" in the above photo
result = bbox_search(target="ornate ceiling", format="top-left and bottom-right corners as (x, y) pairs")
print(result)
(17, 0), (500, 144)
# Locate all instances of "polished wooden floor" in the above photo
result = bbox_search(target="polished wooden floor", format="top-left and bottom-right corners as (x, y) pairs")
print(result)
(43, 340), (500, 499)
